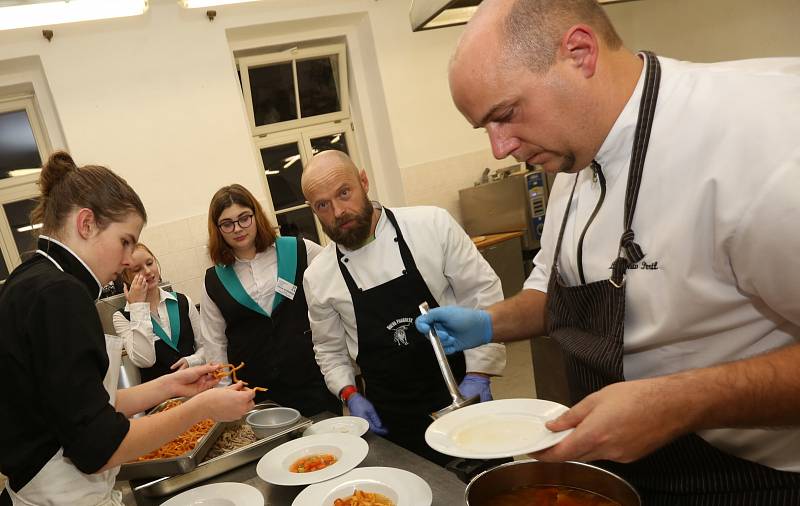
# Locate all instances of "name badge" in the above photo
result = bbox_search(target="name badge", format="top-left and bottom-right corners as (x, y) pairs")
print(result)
(276, 278), (297, 300)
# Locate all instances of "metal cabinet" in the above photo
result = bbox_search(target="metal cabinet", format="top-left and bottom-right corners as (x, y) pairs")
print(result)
(477, 235), (525, 299)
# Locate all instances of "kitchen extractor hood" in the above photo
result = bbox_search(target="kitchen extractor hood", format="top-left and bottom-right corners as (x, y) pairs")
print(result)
(410, 0), (640, 32)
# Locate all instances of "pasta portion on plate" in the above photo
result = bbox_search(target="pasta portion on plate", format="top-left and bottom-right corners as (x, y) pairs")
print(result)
(333, 489), (395, 506)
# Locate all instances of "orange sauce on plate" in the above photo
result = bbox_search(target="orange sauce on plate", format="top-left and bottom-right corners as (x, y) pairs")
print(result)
(289, 453), (337, 473)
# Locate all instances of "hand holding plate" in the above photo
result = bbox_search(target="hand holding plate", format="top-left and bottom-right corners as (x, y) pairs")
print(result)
(532, 378), (689, 463)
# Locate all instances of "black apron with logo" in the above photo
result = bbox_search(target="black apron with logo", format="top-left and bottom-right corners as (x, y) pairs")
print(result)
(204, 238), (340, 417)
(545, 52), (800, 505)
(337, 208), (466, 465)
(120, 292), (196, 383)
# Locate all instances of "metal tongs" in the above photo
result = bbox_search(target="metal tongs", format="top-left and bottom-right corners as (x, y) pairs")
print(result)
(419, 302), (480, 420)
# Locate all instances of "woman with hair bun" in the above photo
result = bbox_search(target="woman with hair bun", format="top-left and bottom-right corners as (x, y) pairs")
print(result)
(202, 184), (340, 417)
(0, 152), (255, 506)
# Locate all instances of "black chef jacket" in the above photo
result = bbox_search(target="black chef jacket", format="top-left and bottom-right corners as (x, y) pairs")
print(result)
(0, 238), (129, 493)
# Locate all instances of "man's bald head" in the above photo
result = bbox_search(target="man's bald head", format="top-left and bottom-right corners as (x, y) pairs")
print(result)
(448, 0), (636, 175)
(453, 0), (623, 75)
(301, 150), (361, 198)
(302, 150), (376, 249)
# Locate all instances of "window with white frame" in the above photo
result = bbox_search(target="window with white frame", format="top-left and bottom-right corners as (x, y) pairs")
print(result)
(0, 94), (50, 281)
(238, 43), (360, 245)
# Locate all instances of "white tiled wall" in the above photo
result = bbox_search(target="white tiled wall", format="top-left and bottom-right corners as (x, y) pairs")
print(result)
(401, 148), (521, 225)
(138, 213), (212, 304)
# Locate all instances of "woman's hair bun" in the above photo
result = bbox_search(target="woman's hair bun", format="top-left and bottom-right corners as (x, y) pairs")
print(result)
(39, 151), (77, 197)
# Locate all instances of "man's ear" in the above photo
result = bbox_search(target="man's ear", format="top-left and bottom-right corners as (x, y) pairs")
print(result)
(559, 24), (599, 79)
(359, 169), (370, 195)
(75, 208), (97, 239)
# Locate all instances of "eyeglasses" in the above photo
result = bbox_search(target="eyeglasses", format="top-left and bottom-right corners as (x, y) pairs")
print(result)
(218, 214), (254, 234)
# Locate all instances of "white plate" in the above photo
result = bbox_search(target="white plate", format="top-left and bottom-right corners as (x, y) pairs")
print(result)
(161, 482), (262, 506)
(303, 416), (370, 438)
(292, 467), (432, 506)
(425, 398), (573, 459)
(256, 433), (369, 486)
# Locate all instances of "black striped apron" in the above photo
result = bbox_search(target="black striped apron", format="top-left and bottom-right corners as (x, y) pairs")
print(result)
(545, 51), (800, 505)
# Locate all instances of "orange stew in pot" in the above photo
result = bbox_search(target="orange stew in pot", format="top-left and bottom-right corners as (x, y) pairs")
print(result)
(484, 485), (621, 506)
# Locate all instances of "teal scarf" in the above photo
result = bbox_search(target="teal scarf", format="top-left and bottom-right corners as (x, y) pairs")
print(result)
(214, 236), (298, 317)
(151, 292), (181, 352)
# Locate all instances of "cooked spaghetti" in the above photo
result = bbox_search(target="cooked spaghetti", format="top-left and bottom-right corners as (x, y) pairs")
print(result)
(213, 362), (269, 392)
(334, 490), (395, 506)
(134, 399), (215, 461)
(213, 362), (245, 382)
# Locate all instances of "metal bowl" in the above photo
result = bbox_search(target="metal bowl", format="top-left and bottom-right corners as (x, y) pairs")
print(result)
(465, 460), (640, 506)
(246, 407), (301, 438)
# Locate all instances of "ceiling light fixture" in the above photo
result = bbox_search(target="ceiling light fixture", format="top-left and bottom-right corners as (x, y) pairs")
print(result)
(0, 0), (149, 31)
(16, 223), (43, 233)
(283, 154), (301, 169)
(6, 168), (41, 177)
(180, 0), (261, 8)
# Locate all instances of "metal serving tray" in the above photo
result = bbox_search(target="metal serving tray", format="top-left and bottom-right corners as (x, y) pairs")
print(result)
(131, 403), (312, 497)
(117, 398), (225, 481)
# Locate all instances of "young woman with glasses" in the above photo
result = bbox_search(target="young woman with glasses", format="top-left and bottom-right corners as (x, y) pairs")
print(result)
(200, 184), (340, 417)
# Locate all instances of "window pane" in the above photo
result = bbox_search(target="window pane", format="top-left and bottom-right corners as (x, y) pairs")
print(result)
(310, 132), (349, 157)
(277, 206), (320, 244)
(3, 198), (40, 263)
(249, 62), (297, 127)
(0, 110), (42, 178)
(260, 143), (305, 211)
(297, 55), (341, 118)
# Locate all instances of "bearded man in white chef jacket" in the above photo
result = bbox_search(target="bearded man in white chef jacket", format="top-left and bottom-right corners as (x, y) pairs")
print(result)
(301, 150), (506, 465)
(415, 0), (800, 503)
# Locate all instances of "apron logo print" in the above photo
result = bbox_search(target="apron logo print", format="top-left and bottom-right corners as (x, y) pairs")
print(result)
(607, 260), (660, 271)
(387, 317), (415, 346)
(630, 260), (659, 270)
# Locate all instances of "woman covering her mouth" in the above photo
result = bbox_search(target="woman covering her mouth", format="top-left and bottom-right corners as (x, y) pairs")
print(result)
(113, 243), (208, 382)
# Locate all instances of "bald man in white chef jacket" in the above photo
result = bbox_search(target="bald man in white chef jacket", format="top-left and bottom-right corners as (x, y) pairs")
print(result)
(416, 0), (800, 503)
(301, 150), (506, 466)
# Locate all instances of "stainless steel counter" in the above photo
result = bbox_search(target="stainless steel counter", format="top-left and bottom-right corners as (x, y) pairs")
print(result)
(120, 414), (467, 506)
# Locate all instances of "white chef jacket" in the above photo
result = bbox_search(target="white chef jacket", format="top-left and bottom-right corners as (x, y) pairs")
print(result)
(524, 56), (800, 471)
(112, 288), (205, 368)
(200, 239), (323, 368)
(303, 204), (507, 397)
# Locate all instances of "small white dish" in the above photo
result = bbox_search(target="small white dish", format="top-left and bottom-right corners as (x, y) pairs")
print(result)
(424, 398), (574, 459)
(303, 416), (370, 438)
(161, 482), (262, 506)
(256, 433), (368, 486)
(292, 467), (432, 506)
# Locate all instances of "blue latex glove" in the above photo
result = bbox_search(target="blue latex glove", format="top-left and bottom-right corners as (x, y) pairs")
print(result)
(458, 373), (493, 402)
(347, 393), (389, 436)
(415, 306), (493, 354)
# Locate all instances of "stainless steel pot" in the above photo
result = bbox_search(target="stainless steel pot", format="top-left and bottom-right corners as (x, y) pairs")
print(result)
(465, 460), (641, 506)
